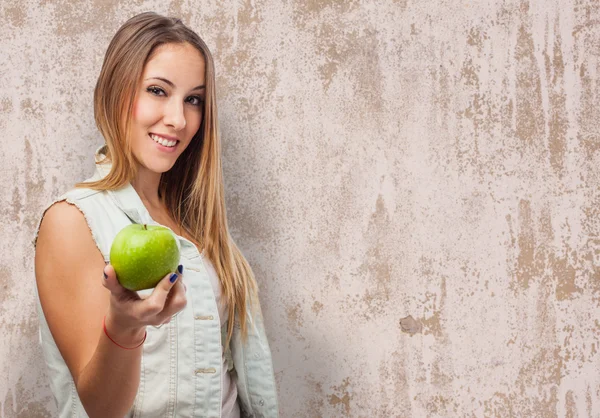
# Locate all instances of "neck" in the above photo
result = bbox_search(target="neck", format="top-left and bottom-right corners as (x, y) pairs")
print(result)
(130, 165), (163, 211)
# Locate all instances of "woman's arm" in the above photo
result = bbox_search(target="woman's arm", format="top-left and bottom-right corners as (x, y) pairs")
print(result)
(35, 201), (144, 417)
(35, 201), (186, 418)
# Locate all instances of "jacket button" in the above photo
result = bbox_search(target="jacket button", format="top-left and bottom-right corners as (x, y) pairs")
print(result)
(195, 368), (216, 374)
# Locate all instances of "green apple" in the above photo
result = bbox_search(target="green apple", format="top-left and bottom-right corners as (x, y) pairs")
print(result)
(110, 224), (180, 291)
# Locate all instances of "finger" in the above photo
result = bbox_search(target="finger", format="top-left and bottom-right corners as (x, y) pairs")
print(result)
(174, 278), (186, 293)
(177, 264), (185, 292)
(145, 270), (180, 315)
(102, 264), (131, 298)
(162, 280), (187, 316)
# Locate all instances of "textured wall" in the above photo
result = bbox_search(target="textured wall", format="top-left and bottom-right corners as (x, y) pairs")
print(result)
(2, 0), (600, 417)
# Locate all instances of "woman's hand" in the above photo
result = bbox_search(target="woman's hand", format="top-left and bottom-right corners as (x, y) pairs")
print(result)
(101, 264), (187, 333)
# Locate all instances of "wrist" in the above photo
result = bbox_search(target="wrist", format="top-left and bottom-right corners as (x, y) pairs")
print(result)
(104, 312), (146, 348)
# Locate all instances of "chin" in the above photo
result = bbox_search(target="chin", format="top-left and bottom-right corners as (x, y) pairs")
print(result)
(137, 154), (178, 174)
(150, 160), (178, 173)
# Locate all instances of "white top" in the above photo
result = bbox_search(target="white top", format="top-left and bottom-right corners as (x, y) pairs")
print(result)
(203, 257), (240, 418)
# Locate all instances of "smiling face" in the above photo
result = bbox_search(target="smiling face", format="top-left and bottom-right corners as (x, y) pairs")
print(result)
(128, 42), (206, 174)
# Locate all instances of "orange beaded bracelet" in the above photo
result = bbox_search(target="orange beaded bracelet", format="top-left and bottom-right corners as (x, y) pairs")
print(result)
(103, 315), (147, 350)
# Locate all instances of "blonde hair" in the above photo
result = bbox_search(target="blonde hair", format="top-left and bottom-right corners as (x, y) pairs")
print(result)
(77, 12), (259, 346)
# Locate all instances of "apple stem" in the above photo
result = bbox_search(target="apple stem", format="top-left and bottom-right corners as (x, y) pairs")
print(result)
(143, 224), (147, 230)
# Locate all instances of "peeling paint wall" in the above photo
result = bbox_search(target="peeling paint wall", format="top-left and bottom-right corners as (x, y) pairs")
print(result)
(2, 0), (600, 417)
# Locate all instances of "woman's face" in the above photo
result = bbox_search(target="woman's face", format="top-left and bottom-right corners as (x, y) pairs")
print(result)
(129, 42), (206, 174)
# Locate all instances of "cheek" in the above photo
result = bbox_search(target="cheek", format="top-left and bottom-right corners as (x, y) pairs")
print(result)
(185, 110), (203, 138)
(133, 98), (158, 127)
(193, 110), (204, 131)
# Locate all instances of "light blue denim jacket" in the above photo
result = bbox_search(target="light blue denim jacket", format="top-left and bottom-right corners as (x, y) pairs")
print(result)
(33, 145), (279, 418)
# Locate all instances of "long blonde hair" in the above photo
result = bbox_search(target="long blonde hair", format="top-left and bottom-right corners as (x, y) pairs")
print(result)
(77, 12), (259, 346)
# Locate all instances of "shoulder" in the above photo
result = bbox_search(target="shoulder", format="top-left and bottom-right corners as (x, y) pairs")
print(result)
(35, 200), (97, 255)
(35, 200), (106, 298)
(34, 200), (105, 303)
(33, 186), (104, 247)
(34, 168), (115, 252)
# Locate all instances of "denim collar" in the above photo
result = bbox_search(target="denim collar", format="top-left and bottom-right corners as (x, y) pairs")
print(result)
(93, 145), (203, 258)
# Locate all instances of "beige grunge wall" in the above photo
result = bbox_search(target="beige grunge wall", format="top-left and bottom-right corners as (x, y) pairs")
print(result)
(2, 0), (600, 417)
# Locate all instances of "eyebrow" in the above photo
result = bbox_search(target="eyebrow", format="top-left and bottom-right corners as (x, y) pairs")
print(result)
(145, 77), (205, 92)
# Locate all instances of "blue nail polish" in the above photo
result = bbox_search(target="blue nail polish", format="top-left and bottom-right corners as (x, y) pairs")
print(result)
(177, 264), (183, 274)
(170, 273), (178, 283)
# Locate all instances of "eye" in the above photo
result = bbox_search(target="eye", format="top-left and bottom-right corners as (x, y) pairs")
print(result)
(186, 96), (204, 107)
(147, 86), (166, 96)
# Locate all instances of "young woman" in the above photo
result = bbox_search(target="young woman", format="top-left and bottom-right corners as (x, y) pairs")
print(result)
(34, 12), (278, 418)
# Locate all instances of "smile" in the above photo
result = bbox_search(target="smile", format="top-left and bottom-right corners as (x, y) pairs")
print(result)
(149, 133), (178, 148)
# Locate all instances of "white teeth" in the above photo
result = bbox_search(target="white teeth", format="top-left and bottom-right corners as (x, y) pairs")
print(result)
(150, 134), (177, 147)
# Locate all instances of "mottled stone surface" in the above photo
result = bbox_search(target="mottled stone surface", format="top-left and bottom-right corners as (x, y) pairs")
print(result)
(2, 0), (600, 417)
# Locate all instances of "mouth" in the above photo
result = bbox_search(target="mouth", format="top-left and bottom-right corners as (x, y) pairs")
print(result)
(149, 133), (179, 150)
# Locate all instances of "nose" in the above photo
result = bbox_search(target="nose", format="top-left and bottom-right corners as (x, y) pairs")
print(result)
(163, 98), (187, 130)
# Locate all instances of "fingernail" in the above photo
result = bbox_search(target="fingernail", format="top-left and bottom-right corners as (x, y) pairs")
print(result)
(170, 273), (178, 283)
(103, 270), (108, 280)
(177, 264), (183, 274)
